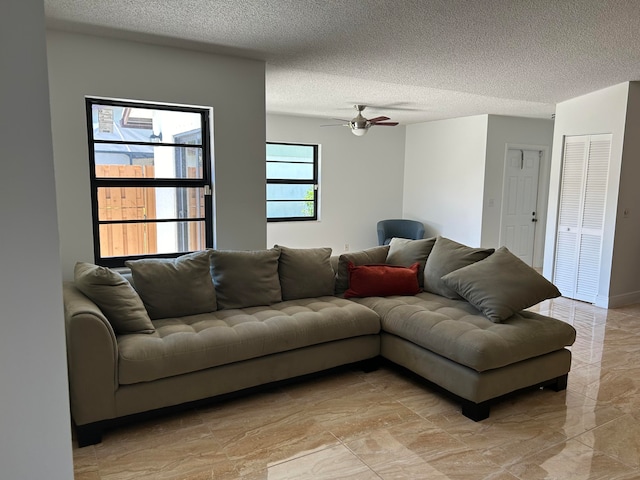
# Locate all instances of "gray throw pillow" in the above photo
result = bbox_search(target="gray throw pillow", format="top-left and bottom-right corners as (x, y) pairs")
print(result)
(441, 246), (562, 322)
(211, 248), (282, 309)
(275, 245), (335, 300)
(74, 262), (155, 334)
(424, 236), (494, 299)
(125, 250), (216, 319)
(386, 237), (436, 287)
(335, 245), (390, 295)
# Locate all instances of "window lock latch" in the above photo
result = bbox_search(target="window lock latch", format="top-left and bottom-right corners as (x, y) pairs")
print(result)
(204, 185), (212, 196)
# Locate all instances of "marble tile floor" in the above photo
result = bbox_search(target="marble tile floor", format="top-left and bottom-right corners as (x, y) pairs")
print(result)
(73, 297), (640, 479)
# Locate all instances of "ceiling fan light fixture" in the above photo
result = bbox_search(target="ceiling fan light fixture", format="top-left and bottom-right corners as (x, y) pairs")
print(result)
(350, 112), (369, 136)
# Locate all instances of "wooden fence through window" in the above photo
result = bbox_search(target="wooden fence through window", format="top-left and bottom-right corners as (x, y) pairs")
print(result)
(97, 165), (158, 257)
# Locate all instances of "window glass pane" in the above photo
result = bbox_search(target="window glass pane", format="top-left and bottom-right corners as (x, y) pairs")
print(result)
(91, 104), (202, 145)
(97, 187), (204, 221)
(94, 145), (203, 179)
(99, 220), (206, 258)
(267, 184), (314, 201)
(266, 143), (314, 163)
(266, 162), (314, 180)
(267, 201), (315, 218)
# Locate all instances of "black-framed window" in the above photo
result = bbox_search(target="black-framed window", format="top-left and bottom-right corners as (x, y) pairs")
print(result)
(86, 97), (213, 267)
(266, 142), (318, 221)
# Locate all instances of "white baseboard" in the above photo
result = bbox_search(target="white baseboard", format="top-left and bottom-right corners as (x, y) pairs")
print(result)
(599, 291), (640, 309)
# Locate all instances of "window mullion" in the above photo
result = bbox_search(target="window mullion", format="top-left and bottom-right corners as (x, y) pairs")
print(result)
(98, 217), (206, 225)
(94, 178), (207, 188)
(94, 139), (203, 149)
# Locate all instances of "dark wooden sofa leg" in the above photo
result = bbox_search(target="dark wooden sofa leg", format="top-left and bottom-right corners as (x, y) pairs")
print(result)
(461, 400), (490, 422)
(360, 356), (381, 373)
(549, 373), (568, 392)
(75, 422), (104, 447)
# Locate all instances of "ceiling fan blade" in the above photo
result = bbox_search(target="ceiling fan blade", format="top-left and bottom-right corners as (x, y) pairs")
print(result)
(365, 103), (423, 112)
(320, 123), (349, 127)
(368, 116), (390, 123)
(371, 122), (399, 126)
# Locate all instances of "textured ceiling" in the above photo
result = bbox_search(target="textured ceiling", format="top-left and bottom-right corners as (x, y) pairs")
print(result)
(44, 0), (640, 124)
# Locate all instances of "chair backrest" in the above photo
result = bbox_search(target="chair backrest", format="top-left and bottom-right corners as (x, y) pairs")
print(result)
(377, 219), (425, 245)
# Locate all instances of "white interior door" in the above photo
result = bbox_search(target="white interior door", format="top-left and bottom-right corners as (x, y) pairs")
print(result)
(501, 149), (541, 265)
(553, 134), (610, 303)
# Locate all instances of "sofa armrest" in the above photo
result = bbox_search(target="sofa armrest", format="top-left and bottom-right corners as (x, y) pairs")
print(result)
(63, 282), (118, 426)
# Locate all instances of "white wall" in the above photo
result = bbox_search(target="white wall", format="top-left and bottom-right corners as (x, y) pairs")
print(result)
(483, 116), (554, 267)
(0, 1), (73, 478)
(403, 115), (489, 246)
(544, 82), (629, 307)
(46, 31), (266, 279)
(610, 82), (640, 304)
(266, 114), (406, 253)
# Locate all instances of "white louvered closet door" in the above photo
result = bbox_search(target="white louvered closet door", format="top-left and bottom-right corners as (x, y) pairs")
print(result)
(553, 134), (611, 303)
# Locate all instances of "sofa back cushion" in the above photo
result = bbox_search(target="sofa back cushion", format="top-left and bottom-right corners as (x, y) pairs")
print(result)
(211, 248), (282, 309)
(335, 245), (390, 295)
(441, 246), (561, 322)
(125, 250), (217, 319)
(74, 262), (156, 334)
(276, 245), (335, 300)
(424, 236), (494, 299)
(385, 237), (436, 287)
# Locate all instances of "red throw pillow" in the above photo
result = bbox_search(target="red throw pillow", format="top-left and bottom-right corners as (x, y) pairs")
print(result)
(344, 262), (420, 298)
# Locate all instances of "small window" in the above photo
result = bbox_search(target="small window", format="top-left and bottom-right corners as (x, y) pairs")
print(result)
(86, 97), (213, 267)
(266, 142), (318, 221)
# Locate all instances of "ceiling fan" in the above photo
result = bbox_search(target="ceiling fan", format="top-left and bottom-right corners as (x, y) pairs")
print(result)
(322, 105), (399, 136)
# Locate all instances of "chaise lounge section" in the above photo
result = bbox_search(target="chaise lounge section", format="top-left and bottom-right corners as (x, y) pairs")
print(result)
(355, 294), (573, 420)
(64, 238), (576, 446)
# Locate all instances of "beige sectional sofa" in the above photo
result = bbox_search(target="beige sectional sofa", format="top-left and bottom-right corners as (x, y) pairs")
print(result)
(64, 237), (576, 447)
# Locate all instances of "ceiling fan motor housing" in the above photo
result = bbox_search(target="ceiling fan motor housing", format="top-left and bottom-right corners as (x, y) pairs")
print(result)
(350, 112), (370, 135)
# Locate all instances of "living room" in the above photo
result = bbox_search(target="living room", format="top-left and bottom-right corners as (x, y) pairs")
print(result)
(4, 1), (640, 479)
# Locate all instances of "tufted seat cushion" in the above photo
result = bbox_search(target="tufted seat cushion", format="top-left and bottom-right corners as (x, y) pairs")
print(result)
(117, 297), (380, 385)
(352, 292), (576, 372)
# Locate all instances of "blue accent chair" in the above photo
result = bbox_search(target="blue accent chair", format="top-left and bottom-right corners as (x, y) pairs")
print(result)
(377, 219), (426, 246)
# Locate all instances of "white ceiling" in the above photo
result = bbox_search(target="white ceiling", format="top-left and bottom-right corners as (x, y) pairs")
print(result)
(44, 0), (640, 124)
